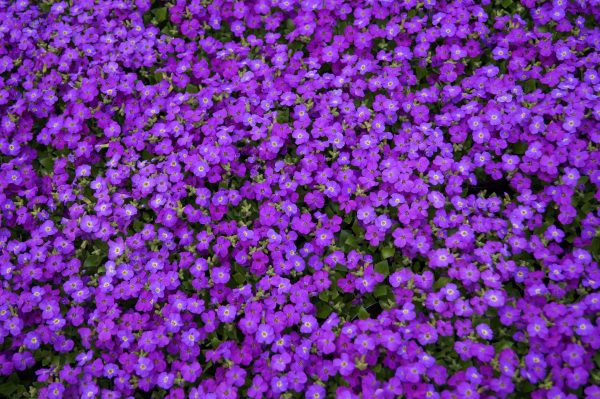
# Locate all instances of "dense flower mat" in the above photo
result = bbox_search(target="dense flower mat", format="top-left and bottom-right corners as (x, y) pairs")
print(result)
(0, 0), (599, 397)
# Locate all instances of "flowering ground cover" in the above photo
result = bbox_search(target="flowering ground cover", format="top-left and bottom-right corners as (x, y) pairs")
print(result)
(1, 0), (600, 397)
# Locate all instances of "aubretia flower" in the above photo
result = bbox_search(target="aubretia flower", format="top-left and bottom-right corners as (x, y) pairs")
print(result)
(398, 303), (416, 322)
(528, 318), (549, 338)
(355, 273), (377, 293)
(211, 266), (230, 284)
(442, 283), (460, 301)
(476, 324), (493, 340)
(217, 304), (237, 323)
(39, 220), (57, 237)
(562, 344), (585, 367)
(483, 290), (506, 308)
(157, 372), (174, 389)
(430, 249), (453, 268)
(271, 376), (288, 393)
(556, 46), (572, 60)
(374, 214), (392, 231)
(355, 334), (375, 354)
(107, 238), (125, 259)
(24, 332), (41, 350)
(80, 215), (98, 233)
(545, 225), (565, 243)
(136, 357), (154, 378)
(334, 353), (354, 376)
(300, 315), (317, 334)
(0, 0), (597, 397)
(192, 159), (209, 177)
(183, 328), (200, 346)
(47, 382), (65, 399)
(306, 384), (326, 399)
(256, 324), (274, 344)
(492, 47), (509, 59)
(357, 206), (376, 223)
(314, 228), (333, 248)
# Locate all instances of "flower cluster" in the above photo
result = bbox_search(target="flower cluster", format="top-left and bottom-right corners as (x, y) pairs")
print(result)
(1, 0), (599, 398)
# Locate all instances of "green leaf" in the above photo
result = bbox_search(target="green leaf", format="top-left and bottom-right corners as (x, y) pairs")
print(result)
(374, 260), (389, 276)
(513, 141), (528, 155)
(133, 220), (145, 231)
(276, 109), (290, 123)
(351, 220), (364, 236)
(233, 273), (245, 284)
(38, 156), (54, 174)
(494, 341), (514, 352)
(518, 381), (535, 393)
(284, 19), (295, 34)
(341, 230), (359, 249)
(357, 306), (370, 320)
(414, 66), (427, 80)
(339, 229), (350, 243)
(434, 276), (451, 290)
(592, 238), (600, 261)
(521, 79), (536, 93)
(84, 255), (102, 268)
(363, 295), (376, 309)
(318, 291), (330, 301)
(329, 289), (339, 300)
(0, 383), (17, 396)
(344, 234), (358, 247)
(152, 7), (168, 23)
(381, 246), (395, 259)
(316, 303), (333, 319)
(161, 23), (176, 35)
(577, 176), (589, 185)
(374, 285), (389, 298)
(186, 84), (199, 94)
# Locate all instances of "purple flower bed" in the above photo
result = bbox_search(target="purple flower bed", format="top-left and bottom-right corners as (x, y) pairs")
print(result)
(1, 0), (600, 398)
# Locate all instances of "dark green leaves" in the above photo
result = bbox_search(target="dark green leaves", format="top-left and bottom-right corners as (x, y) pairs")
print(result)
(374, 260), (389, 276)
(152, 7), (168, 23)
(84, 254), (102, 268)
(380, 246), (395, 259)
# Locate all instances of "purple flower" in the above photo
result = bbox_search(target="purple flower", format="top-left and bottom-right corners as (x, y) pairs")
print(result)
(357, 206), (376, 224)
(314, 228), (333, 248)
(527, 317), (549, 338)
(429, 249), (453, 268)
(157, 372), (174, 389)
(217, 304), (237, 323)
(182, 328), (200, 346)
(483, 290), (506, 308)
(374, 214), (392, 232)
(476, 324), (493, 341)
(24, 331), (41, 350)
(545, 225), (565, 243)
(334, 353), (354, 376)
(47, 382), (65, 399)
(300, 315), (317, 334)
(0, 1), (598, 397)
(256, 324), (274, 344)
(306, 384), (326, 399)
(135, 357), (154, 378)
(355, 334), (375, 353)
(107, 238), (125, 259)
